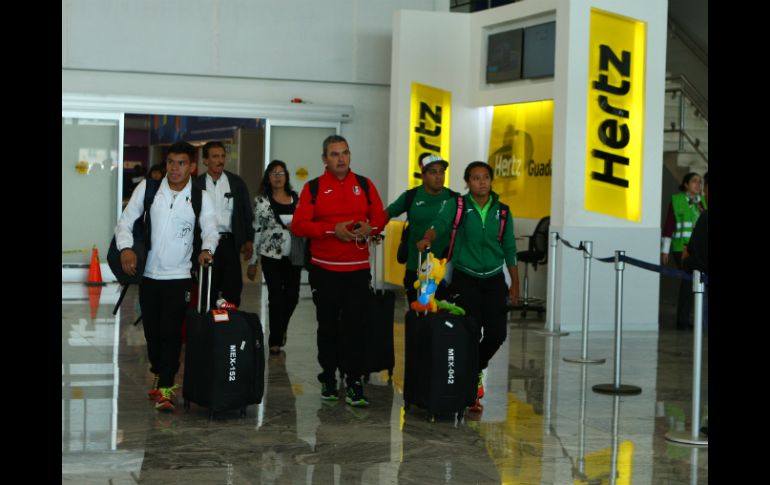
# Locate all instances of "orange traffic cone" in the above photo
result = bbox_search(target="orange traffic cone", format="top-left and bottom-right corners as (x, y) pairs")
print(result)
(87, 285), (102, 320)
(85, 246), (106, 287)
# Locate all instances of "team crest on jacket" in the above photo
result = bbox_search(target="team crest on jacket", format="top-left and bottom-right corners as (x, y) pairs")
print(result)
(353, 186), (361, 195)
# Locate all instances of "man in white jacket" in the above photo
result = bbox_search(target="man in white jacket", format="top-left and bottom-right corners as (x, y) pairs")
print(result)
(115, 141), (219, 412)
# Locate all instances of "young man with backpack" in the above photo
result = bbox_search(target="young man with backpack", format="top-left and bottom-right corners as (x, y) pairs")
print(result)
(384, 154), (458, 305)
(114, 141), (219, 411)
(417, 161), (520, 413)
(291, 135), (387, 408)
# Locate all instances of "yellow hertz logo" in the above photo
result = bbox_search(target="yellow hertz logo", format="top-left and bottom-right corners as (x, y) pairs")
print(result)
(590, 46), (632, 187)
(487, 100), (554, 220)
(585, 9), (646, 222)
(409, 83), (451, 189)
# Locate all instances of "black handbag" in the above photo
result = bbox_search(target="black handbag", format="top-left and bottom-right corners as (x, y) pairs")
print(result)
(396, 223), (410, 264)
(107, 235), (147, 286)
(107, 180), (162, 286)
(289, 234), (307, 267)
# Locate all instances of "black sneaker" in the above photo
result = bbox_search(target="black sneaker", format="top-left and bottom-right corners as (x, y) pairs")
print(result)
(320, 377), (338, 401)
(345, 381), (369, 407)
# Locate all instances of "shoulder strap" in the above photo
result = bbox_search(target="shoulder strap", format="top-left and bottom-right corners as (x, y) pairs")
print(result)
(354, 174), (372, 205)
(446, 195), (465, 260)
(404, 187), (419, 215)
(191, 185), (202, 217)
(191, 185), (203, 264)
(144, 179), (161, 210)
(308, 177), (320, 204)
(497, 203), (509, 242)
(142, 179), (161, 251)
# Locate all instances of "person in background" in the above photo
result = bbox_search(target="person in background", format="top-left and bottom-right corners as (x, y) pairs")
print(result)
(115, 141), (219, 411)
(661, 172), (707, 330)
(247, 160), (302, 356)
(682, 171), (708, 436)
(417, 161), (519, 414)
(683, 171), (708, 330)
(383, 154), (458, 305)
(193, 141), (254, 308)
(148, 163), (165, 181)
(291, 135), (387, 408)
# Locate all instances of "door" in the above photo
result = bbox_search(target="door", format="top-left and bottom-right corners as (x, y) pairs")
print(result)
(266, 122), (339, 284)
(266, 122), (339, 195)
(62, 113), (124, 281)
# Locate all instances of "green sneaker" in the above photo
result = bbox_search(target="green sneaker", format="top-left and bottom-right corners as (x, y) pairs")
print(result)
(345, 381), (369, 407)
(321, 379), (338, 401)
(155, 384), (180, 412)
(477, 371), (485, 399)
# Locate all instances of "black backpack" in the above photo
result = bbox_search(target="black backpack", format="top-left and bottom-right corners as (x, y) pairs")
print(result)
(304, 174), (372, 269)
(107, 180), (202, 316)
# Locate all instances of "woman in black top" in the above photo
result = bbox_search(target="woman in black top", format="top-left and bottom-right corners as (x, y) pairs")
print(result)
(247, 160), (302, 355)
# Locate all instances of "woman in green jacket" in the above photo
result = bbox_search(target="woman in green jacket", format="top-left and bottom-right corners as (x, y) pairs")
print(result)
(417, 161), (520, 412)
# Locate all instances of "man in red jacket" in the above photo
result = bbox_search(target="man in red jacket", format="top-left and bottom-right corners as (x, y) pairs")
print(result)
(292, 135), (386, 407)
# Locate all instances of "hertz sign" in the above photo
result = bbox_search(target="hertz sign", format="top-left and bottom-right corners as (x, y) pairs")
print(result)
(585, 9), (646, 222)
(408, 82), (451, 189)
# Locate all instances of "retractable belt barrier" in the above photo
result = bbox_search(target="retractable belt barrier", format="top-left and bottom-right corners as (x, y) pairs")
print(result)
(555, 234), (708, 285)
(553, 233), (708, 446)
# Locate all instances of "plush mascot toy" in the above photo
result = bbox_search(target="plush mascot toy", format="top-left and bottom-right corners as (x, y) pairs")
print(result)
(410, 252), (465, 315)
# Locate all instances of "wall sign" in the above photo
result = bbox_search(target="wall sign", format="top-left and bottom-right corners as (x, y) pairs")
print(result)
(488, 100), (554, 219)
(408, 82), (452, 189)
(584, 8), (647, 222)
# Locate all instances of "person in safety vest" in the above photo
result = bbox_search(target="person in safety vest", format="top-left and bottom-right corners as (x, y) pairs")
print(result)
(661, 172), (707, 330)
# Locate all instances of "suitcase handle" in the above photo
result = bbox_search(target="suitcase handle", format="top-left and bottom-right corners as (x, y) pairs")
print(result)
(197, 262), (213, 314)
(371, 234), (378, 292)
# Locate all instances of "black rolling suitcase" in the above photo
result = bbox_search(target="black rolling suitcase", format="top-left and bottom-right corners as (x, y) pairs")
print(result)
(183, 264), (265, 418)
(363, 235), (396, 380)
(403, 253), (480, 421)
(403, 311), (479, 421)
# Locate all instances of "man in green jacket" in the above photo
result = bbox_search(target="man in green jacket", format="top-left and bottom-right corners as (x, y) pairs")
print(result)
(384, 154), (458, 304)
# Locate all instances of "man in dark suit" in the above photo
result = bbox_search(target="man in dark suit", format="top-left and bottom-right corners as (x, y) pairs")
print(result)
(194, 141), (254, 307)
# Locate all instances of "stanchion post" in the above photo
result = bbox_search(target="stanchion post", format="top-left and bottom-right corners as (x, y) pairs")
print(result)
(593, 251), (641, 395)
(580, 241), (592, 359)
(577, 363), (587, 480)
(690, 271), (705, 439)
(536, 231), (569, 337)
(665, 270), (707, 446)
(564, 241), (604, 364)
(610, 395), (620, 485)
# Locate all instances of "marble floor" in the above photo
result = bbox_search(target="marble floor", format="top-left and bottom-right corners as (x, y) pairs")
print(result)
(62, 280), (708, 484)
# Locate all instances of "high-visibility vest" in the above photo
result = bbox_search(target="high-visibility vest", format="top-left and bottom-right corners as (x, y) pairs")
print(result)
(671, 192), (707, 252)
